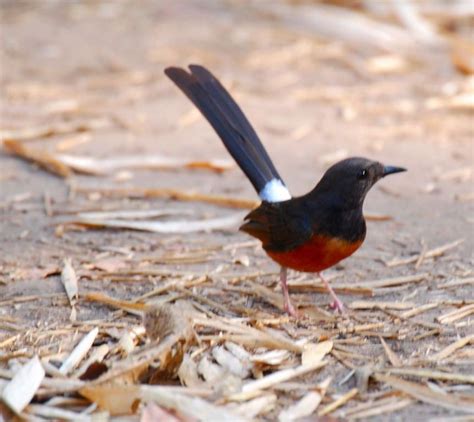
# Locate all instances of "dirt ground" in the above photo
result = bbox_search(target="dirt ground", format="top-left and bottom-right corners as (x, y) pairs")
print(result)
(0, 1), (473, 421)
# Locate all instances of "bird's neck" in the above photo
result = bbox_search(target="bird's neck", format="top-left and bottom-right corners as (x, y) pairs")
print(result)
(302, 190), (367, 242)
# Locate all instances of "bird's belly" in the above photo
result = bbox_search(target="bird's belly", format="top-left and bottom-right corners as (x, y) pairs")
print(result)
(266, 234), (363, 273)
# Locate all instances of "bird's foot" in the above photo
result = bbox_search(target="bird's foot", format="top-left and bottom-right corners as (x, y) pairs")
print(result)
(284, 300), (299, 318)
(329, 298), (345, 314)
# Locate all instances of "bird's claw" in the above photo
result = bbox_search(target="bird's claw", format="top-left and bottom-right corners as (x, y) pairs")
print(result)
(284, 302), (299, 318)
(330, 298), (345, 314)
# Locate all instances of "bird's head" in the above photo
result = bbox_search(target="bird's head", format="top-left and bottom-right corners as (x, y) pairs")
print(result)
(312, 157), (406, 210)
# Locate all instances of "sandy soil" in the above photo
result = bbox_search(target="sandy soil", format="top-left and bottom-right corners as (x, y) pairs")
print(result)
(0, 1), (473, 420)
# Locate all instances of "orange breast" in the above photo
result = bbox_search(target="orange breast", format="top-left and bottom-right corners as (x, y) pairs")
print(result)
(266, 234), (363, 273)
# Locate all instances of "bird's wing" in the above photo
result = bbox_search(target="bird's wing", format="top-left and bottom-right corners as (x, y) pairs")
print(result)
(240, 201), (313, 252)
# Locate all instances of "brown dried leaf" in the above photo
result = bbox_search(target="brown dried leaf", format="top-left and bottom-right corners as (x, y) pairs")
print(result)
(80, 383), (140, 416)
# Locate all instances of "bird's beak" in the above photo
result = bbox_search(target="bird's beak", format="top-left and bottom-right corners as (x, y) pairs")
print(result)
(382, 165), (406, 177)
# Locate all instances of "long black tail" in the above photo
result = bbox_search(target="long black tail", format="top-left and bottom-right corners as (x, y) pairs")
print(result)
(164, 65), (287, 198)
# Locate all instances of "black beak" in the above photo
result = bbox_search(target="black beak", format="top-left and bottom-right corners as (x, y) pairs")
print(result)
(383, 165), (406, 177)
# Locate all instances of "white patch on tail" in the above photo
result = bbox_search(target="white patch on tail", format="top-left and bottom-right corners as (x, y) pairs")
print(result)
(259, 179), (291, 202)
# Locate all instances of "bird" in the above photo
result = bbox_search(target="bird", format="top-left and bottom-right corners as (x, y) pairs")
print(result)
(165, 64), (406, 317)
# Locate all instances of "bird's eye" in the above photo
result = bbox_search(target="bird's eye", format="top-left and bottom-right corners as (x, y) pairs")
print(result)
(358, 169), (368, 179)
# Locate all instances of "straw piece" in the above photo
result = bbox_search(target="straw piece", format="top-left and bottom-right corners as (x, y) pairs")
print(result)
(381, 367), (474, 384)
(375, 374), (474, 413)
(386, 239), (464, 267)
(240, 360), (327, 394)
(380, 338), (402, 367)
(318, 388), (358, 416)
(75, 186), (259, 209)
(437, 304), (474, 324)
(429, 335), (474, 361)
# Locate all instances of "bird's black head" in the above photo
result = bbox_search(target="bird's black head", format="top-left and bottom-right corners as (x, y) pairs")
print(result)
(311, 157), (406, 210)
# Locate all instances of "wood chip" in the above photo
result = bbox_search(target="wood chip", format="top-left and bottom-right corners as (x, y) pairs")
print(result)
(1, 356), (45, 414)
(59, 327), (99, 375)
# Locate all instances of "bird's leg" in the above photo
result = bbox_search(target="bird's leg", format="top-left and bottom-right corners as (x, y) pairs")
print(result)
(280, 266), (298, 317)
(317, 272), (345, 314)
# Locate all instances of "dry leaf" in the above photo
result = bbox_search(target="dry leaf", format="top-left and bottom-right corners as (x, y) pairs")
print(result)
(61, 258), (78, 306)
(302, 340), (333, 367)
(80, 383), (140, 416)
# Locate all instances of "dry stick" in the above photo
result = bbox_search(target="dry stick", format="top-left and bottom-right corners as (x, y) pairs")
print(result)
(380, 367), (474, 384)
(379, 307), (445, 332)
(318, 388), (359, 416)
(429, 334), (474, 361)
(374, 374), (474, 413)
(437, 277), (474, 289)
(400, 303), (439, 318)
(414, 239), (427, 269)
(3, 140), (72, 178)
(83, 292), (149, 316)
(386, 239), (464, 267)
(75, 186), (259, 209)
(379, 337), (402, 367)
(437, 304), (474, 324)
(73, 186), (404, 217)
(344, 397), (413, 420)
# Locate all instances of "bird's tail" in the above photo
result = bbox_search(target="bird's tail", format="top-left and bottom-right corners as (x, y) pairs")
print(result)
(164, 65), (291, 202)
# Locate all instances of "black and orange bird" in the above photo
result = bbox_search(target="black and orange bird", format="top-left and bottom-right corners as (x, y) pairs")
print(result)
(165, 65), (406, 316)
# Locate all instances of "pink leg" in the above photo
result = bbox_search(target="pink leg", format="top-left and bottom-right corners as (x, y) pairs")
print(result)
(280, 267), (298, 317)
(318, 272), (345, 314)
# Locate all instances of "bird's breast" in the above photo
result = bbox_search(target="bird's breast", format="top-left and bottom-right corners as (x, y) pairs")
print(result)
(266, 233), (363, 273)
